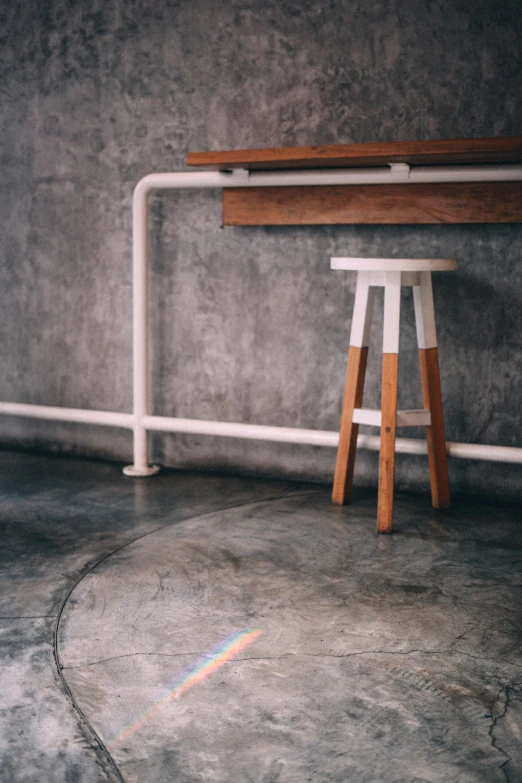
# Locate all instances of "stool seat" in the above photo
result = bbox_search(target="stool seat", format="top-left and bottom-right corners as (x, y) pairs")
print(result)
(331, 256), (457, 533)
(331, 257), (458, 272)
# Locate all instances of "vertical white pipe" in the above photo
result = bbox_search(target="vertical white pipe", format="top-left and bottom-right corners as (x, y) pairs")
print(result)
(124, 172), (235, 476)
(134, 183), (147, 468)
(123, 181), (158, 476)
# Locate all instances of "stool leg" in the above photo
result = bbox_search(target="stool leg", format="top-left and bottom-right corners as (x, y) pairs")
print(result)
(332, 273), (374, 505)
(378, 353), (399, 533)
(377, 272), (401, 534)
(332, 345), (368, 504)
(419, 348), (450, 508)
(413, 272), (450, 509)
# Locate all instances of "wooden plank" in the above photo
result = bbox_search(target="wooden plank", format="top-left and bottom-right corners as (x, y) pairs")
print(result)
(187, 136), (522, 170)
(223, 182), (522, 225)
(332, 346), (369, 506)
(377, 353), (399, 534)
(419, 347), (451, 509)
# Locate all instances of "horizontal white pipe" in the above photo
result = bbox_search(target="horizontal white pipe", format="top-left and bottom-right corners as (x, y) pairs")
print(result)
(409, 164), (522, 183)
(0, 402), (134, 429)
(0, 404), (520, 464)
(142, 414), (339, 447)
(142, 414), (522, 464)
(246, 164), (522, 187)
(239, 168), (410, 186)
(135, 164), (522, 196)
(445, 442), (522, 463)
(135, 170), (247, 196)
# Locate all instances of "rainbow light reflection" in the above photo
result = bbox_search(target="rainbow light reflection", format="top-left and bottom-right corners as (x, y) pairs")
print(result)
(108, 628), (263, 746)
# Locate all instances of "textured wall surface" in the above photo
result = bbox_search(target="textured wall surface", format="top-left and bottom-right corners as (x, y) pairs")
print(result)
(0, 0), (521, 499)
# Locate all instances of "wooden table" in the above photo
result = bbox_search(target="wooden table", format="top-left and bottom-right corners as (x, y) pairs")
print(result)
(187, 136), (522, 225)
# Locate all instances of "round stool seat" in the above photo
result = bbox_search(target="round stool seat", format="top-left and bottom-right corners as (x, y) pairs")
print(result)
(331, 257), (457, 272)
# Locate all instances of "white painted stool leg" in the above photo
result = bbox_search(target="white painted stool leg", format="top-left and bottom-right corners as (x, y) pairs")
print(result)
(332, 272), (375, 504)
(413, 272), (450, 508)
(349, 271), (376, 349)
(413, 271), (437, 351)
(377, 272), (401, 533)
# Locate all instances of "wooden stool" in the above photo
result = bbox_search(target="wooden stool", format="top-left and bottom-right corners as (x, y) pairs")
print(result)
(331, 257), (457, 534)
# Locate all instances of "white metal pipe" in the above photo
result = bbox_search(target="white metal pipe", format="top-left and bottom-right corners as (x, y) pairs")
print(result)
(142, 415), (339, 447)
(141, 414), (522, 464)
(445, 441), (522, 463)
(3, 163), (521, 474)
(130, 170), (242, 474)
(134, 170), (248, 197)
(0, 403), (521, 464)
(127, 165), (522, 474)
(408, 164), (522, 183)
(132, 174), (151, 471)
(244, 164), (522, 187)
(134, 165), (522, 195)
(0, 402), (133, 428)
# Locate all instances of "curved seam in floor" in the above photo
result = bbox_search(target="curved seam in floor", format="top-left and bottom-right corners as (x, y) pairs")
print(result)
(53, 486), (324, 782)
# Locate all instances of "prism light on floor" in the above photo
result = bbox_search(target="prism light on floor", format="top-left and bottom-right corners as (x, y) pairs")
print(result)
(108, 628), (263, 747)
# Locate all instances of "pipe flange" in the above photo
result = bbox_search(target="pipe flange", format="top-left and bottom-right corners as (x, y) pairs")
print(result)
(122, 464), (161, 477)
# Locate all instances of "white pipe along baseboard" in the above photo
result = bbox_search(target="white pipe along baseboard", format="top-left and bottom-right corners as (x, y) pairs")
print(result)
(0, 403), (521, 465)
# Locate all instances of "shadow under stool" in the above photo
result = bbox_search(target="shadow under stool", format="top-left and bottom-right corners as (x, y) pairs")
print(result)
(331, 257), (458, 534)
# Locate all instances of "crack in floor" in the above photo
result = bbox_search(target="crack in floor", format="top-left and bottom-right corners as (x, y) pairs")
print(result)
(62, 648), (445, 670)
(63, 646), (519, 671)
(488, 685), (514, 782)
(0, 615), (57, 619)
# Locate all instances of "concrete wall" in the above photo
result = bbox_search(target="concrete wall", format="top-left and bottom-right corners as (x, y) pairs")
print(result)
(0, 0), (521, 500)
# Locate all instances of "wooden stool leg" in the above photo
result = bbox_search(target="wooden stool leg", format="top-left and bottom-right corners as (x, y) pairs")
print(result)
(332, 345), (368, 504)
(332, 273), (374, 505)
(377, 353), (399, 533)
(377, 272), (401, 533)
(419, 348), (450, 508)
(413, 272), (450, 509)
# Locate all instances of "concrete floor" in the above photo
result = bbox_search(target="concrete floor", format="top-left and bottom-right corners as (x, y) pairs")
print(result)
(0, 451), (521, 783)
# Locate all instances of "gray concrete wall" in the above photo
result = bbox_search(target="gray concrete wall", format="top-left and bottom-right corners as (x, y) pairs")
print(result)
(0, 0), (521, 500)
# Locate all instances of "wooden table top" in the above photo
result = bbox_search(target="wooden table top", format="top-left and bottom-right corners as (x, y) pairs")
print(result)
(186, 136), (522, 171)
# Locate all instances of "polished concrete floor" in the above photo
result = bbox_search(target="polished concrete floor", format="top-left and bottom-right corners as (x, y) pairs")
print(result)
(0, 450), (521, 782)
